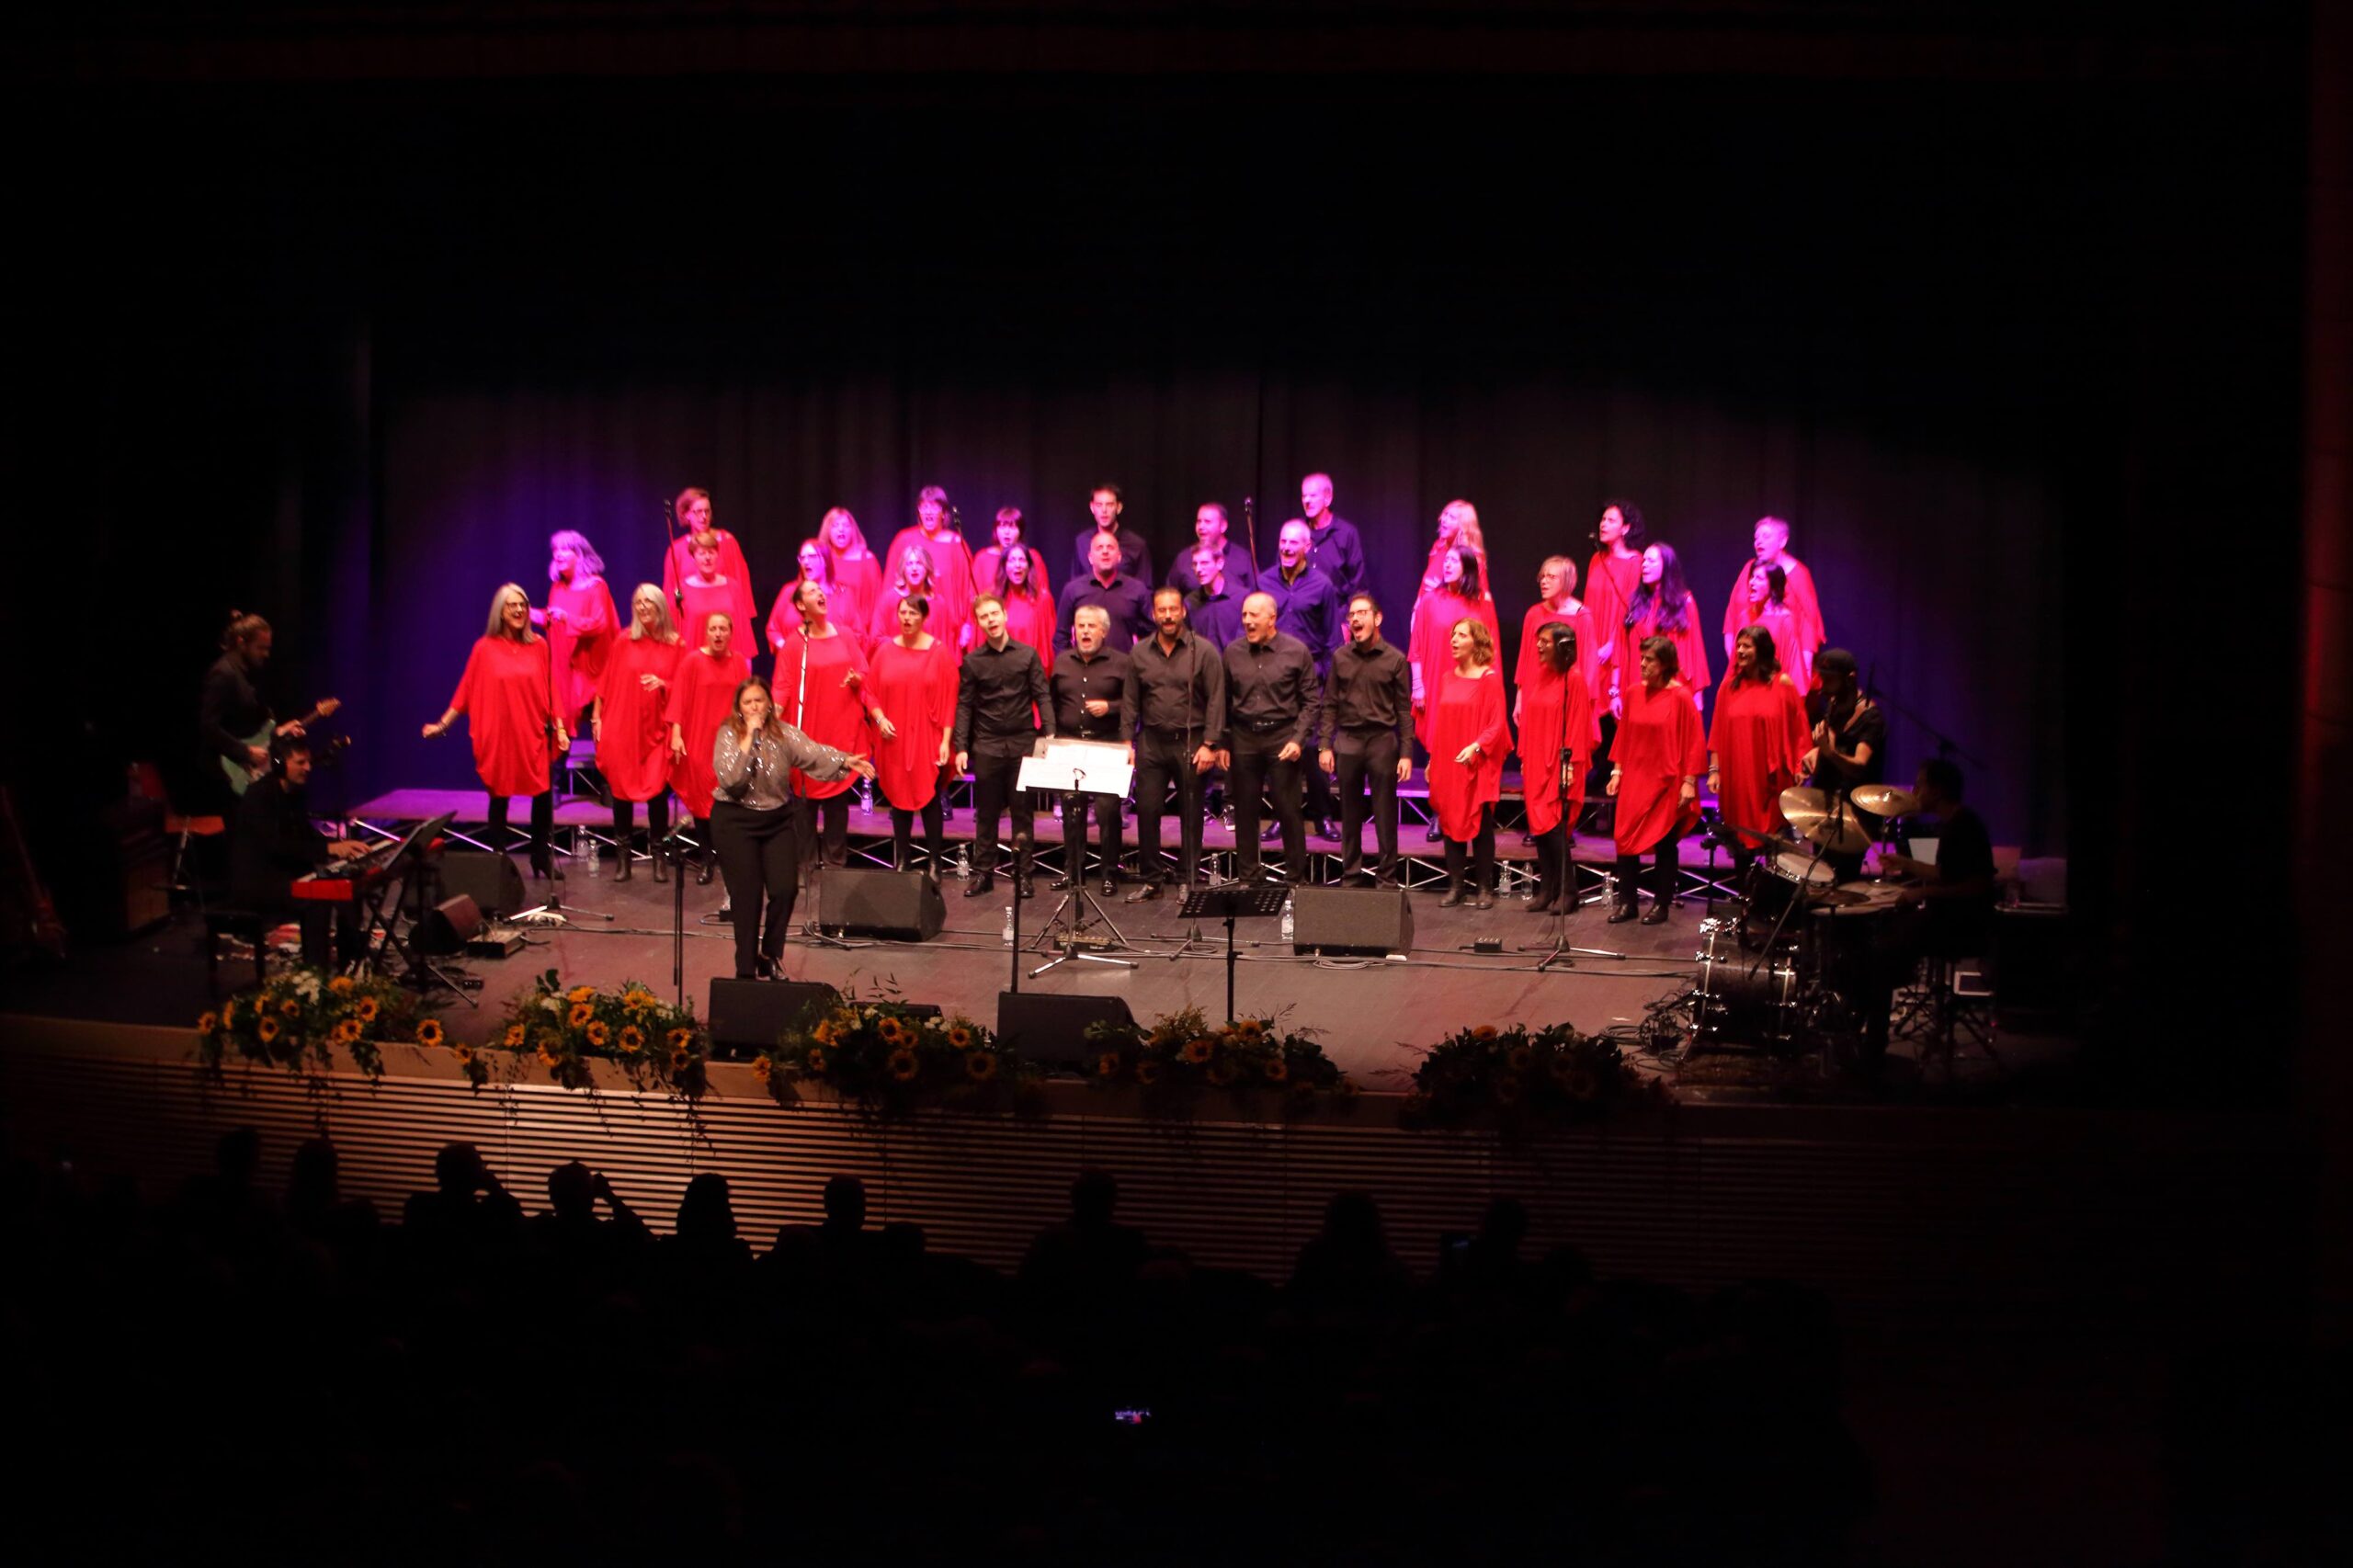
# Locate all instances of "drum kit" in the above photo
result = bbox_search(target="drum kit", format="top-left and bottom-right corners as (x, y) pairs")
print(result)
(1686, 780), (1920, 1053)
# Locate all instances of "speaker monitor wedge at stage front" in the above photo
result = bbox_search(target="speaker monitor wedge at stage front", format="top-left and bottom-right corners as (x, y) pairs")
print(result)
(995, 991), (1134, 1068)
(706, 979), (843, 1057)
(815, 867), (946, 941)
(436, 850), (529, 918)
(1289, 886), (1415, 958)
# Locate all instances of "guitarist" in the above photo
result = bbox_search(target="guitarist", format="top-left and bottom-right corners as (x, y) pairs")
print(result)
(200, 611), (338, 799)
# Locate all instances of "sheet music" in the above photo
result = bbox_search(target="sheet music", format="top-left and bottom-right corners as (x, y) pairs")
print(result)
(1019, 737), (1133, 797)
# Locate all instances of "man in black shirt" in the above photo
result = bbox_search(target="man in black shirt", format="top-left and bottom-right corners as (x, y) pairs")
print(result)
(1125, 587), (1225, 901)
(1056, 530), (1154, 652)
(1047, 606), (1135, 895)
(230, 737), (369, 963)
(953, 596), (1055, 899)
(1317, 594), (1415, 886)
(1066, 483), (1154, 590)
(1220, 593), (1320, 885)
(1267, 520), (1345, 835)
(1879, 758), (1999, 956)
(1802, 648), (1887, 882)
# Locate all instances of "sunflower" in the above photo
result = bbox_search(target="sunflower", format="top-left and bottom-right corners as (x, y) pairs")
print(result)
(196, 1011), (219, 1035)
(567, 984), (596, 1004)
(618, 1025), (645, 1054)
(539, 1044), (562, 1067)
(877, 1017), (904, 1045)
(355, 998), (379, 1024)
(1095, 1051), (1122, 1079)
(415, 1018), (445, 1049)
(585, 1021), (610, 1049)
(671, 1047), (693, 1072)
(1506, 1045), (1534, 1074)
(452, 1042), (474, 1065)
(886, 1047), (919, 1082)
(1263, 1057), (1290, 1085)
(1179, 1038), (1213, 1065)
(623, 988), (657, 1012)
(1205, 1059), (1238, 1087)
(257, 1017), (280, 1043)
(1472, 1024), (1498, 1041)
(805, 1046), (828, 1074)
(332, 1018), (360, 1045)
(328, 974), (356, 995)
(568, 1002), (594, 1028)
(947, 1023), (974, 1051)
(1134, 1060), (1163, 1086)
(503, 1024), (526, 1049)
(965, 1051), (998, 1083)
(751, 1055), (773, 1082)
(1237, 1019), (1265, 1041)
(279, 998), (301, 1018)
(667, 1028), (694, 1053)
(222, 999), (239, 1027)
(813, 1021), (835, 1046)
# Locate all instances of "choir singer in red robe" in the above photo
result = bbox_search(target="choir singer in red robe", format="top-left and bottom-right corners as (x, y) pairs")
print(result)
(1706, 625), (1811, 885)
(868, 596), (960, 877)
(537, 530), (617, 728)
(1518, 621), (1596, 915)
(1425, 618), (1512, 909)
(423, 584), (568, 880)
(665, 612), (752, 885)
(769, 540), (854, 664)
(771, 580), (881, 869)
(819, 507), (884, 634)
(1616, 542), (1710, 717)
(680, 530), (758, 657)
(662, 488), (756, 626)
(1720, 515), (1824, 666)
(590, 585), (682, 882)
(1606, 636), (1705, 925)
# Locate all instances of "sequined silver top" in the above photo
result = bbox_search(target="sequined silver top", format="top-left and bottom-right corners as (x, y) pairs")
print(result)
(710, 722), (856, 812)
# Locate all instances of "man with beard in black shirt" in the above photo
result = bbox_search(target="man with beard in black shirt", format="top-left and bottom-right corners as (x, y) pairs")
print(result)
(1317, 594), (1415, 887)
(954, 596), (1054, 899)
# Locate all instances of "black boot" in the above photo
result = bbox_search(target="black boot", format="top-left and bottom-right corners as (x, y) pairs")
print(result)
(696, 854), (715, 886)
(651, 853), (668, 884)
(613, 849), (634, 882)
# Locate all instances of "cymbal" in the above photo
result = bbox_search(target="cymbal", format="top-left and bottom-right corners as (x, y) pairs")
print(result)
(1779, 786), (1872, 854)
(1849, 783), (1919, 817)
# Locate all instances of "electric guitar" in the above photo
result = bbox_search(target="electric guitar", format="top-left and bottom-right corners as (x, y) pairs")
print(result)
(220, 698), (342, 795)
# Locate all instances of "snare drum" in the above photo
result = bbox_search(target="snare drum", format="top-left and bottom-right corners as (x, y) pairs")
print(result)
(1741, 848), (1836, 947)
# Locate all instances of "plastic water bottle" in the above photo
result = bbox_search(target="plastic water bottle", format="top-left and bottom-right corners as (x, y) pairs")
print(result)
(585, 838), (601, 879)
(1001, 905), (1015, 946)
(1280, 897), (1294, 945)
(955, 843), (972, 880)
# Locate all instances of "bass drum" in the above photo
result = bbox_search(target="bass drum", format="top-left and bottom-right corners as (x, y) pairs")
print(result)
(1693, 920), (1800, 1046)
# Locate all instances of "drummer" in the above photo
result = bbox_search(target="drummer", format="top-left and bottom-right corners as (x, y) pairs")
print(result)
(1800, 648), (1884, 881)
(1871, 758), (1998, 957)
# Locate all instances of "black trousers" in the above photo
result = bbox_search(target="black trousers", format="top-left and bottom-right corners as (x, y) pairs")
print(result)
(1134, 728), (1207, 885)
(1062, 790), (1125, 881)
(1613, 841), (1678, 909)
(711, 801), (802, 977)
(485, 791), (554, 863)
(1532, 821), (1574, 905)
(611, 794), (671, 846)
(890, 798), (946, 873)
(969, 747), (1033, 877)
(1444, 805), (1496, 891)
(1229, 728), (1305, 881)
(1333, 729), (1403, 884)
(795, 792), (850, 870)
(1586, 711), (1620, 832)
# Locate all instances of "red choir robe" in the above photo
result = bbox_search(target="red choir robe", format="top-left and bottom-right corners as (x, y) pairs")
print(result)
(867, 577), (968, 649)
(1584, 549), (1644, 698)
(448, 635), (559, 798)
(663, 647), (751, 818)
(663, 528), (756, 631)
(868, 638), (959, 813)
(679, 576), (754, 651)
(1618, 593), (1711, 711)
(1721, 554), (1825, 661)
(1708, 672), (1812, 840)
(885, 526), (977, 645)
(768, 579), (866, 664)
(594, 634), (680, 803)
(1514, 599), (1602, 710)
(1730, 598), (1814, 691)
(1408, 592), (1501, 744)
(771, 628), (878, 802)
(1612, 676), (1707, 858)
(1516, 655), (1597, 838)
(972, 544), (1052, 602)
(1424, 666), (1513, 842)
(997, 588), (1057, 681)
(540, 575), (618, 718)
(824, 550), (885, 635)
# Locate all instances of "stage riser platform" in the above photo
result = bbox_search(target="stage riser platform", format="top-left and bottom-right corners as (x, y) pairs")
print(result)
(1, 1019), (2302, 1341)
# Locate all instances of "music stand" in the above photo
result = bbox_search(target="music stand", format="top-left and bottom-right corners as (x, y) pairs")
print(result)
(1178, 883), (1290, 1023)
(381, 812), (477, 1002)
(1020, 740), (1141, 977)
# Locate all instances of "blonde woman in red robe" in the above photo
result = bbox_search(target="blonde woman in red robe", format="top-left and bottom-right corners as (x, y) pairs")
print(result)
(1514, 554), (1602, 713)
(665, 611), (752, 884)
(771, 580), (881, 869)
(1518, 620), (1597, 915)
(869, 542), (968, 649)
(868, 595), (960, 876)
(1616, 541), (1710, 718)
(1607, 636), (1706, 925)
(1720, 515), (1824, 667)
(536, 530), (617, 727)
(1425, 617), (1512, 910)
(1409, 544), (1500, 741)
(590, 585), (681, 882)
(661, 487), (756, 627)
(1707, 624), (1813, 890)
(971, 506), (1052, 606)
(1411, 499), (1489, 631)
(768, 540), (851, 665)
(884, 486), (976, 645)
(818, 507), (883, 633)
(679, 530), (757, 657)
(423, 584), (568, 879)
(991, 542), (1057, 678)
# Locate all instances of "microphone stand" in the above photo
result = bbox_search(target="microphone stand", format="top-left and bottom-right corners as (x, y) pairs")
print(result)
(788, 623), (858, 950)
(515, 620), (613, 927)
(1522, 649), (1625, 971)
(660, 814), (694, 1006)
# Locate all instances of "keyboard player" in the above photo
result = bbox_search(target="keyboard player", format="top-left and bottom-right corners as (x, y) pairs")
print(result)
(231, 735), (370, 965)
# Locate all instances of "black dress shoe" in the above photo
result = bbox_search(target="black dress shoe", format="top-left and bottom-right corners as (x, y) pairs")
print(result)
(1425, 824), (1444, 844)
(696, 858), (715, 886)
(1607, 903), (1639, 924)
(1641, 903), (1671, 925)
(1473, 892), (1495, 910)
(962, 874), (995, 898)
(1100, 878), (1119, 898)
(1126, 881), (1161, 903)
(1439, 886), (1467, 908)
(1051, 872), (1079, 892)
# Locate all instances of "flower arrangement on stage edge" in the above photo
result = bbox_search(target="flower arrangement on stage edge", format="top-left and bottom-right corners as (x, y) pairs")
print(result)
(1400, 1022), (1668, 1132)
(195, 966), (426, 1085)
(1084, 1006), (1358, 1115)
(758, 984), (1036, 1119)
(486, 970), (709, 1097)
